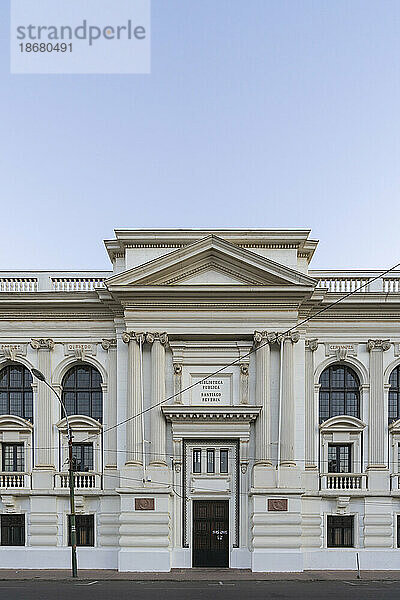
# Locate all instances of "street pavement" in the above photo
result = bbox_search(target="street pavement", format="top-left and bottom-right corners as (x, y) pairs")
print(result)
(1, 580), (400, 600)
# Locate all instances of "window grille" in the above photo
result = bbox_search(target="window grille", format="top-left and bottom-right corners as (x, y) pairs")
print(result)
(68, 514), (94, 547)
(327, 515), (354, 547)
(1, 514), (25, 546)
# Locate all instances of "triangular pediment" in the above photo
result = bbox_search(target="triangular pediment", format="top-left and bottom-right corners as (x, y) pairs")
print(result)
(106, 235), (317, 289)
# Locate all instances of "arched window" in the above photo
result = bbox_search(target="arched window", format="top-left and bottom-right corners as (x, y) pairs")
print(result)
(62, 364), (103, 423)
(0, 364), (33, 422)
(319, 364), (360, 423)
(389, 366), (400, 424)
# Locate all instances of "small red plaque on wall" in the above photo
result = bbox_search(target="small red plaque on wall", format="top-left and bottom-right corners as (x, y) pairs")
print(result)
(135, 498), (155, 511)
(268, 498), (288, 511)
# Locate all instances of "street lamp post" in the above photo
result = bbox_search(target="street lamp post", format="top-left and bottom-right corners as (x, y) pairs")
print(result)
(31, 368), (78, 578)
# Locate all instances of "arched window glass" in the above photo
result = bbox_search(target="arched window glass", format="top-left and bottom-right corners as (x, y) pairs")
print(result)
(0, 364), (33, 422)
(62, 365), (103, 423)
(319, 364), (360, 423)
(389, 366), (400, 424)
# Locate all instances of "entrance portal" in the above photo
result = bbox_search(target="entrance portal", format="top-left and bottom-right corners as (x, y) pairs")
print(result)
(192, 500), (229, 567)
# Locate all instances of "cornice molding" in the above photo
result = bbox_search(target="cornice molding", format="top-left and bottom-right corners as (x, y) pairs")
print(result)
(162, 406), (262, 423)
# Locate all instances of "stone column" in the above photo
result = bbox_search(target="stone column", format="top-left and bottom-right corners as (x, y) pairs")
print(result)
(253, 331), (274, 465)
(101, 339), (117, 469)
(147, 332), (169, 466)
(30, 338), (55, 468)
(280, 332), (300, 467)
(367, 339), (391, 469)
(305, 339), (318, 469)
(122, 332), (145, 466)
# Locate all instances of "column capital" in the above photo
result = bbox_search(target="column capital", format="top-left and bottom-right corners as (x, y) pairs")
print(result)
(101, 339), (117, 351)
(253, 330), (276, 345)
(30, 338), (55, 351)
(280, 331), (300, 344)
(367, 339), (391, 352)
(146, 332), (169, 345)
(122, 332), (146, 344)
(305, 338), (319, 352)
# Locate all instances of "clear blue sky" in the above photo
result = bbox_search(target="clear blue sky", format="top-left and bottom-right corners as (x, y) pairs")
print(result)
(1, 0), (399, 270)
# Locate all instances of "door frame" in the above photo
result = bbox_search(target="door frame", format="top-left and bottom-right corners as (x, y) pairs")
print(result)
(182, 438), (240, 558)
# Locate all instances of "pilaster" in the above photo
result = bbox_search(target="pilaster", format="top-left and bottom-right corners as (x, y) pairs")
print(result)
(253, 331), (275, 488)
(102, 339), (118, 489)
(280, 332), (300, 467)
(31, 338), (55, 488)
(305, 339), (318, 470)
(147, 332), (168, 468)
(122, 332), (145, 466)
(367, 339), (390, 490)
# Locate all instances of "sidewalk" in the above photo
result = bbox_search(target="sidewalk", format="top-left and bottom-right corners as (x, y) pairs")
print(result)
(1, 569), (400, 581)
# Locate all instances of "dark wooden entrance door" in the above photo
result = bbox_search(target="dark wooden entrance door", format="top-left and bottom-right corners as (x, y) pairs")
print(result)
(192, 500), (229, 567)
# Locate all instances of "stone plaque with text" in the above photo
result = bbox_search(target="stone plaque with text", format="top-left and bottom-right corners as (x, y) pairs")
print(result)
(190, 374), (232, 405)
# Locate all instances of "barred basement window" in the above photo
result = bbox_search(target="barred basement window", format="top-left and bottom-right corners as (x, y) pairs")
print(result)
(1, 514), (25, 546)
(327, 515), (354, 547)
(68, 514), (94, 547)
(397, 515), (400, 548)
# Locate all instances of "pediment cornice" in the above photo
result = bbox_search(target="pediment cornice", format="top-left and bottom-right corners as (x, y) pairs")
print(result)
(106, 235), (317, 291)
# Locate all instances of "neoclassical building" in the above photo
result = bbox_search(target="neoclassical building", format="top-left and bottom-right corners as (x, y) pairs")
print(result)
(0, 228), (400, 572)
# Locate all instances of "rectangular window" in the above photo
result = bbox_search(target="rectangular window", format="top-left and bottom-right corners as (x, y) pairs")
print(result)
(328, 444), (351, 473)
(1, 514), (25, 546)
(220, 449), (228, 473)
(207, 449), (215, 473)
(2, 443), (24, 472)
(397, 515), (400, 548)
(68, 514), (94, 547)
(71, 443), (93, 472)
(193, 449), (201, 473)
(327, 515), (354, 547)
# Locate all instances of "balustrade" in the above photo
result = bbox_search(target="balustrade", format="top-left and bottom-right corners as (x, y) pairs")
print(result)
(0, 472), (30, 488)
(55, 472), (101, 489)
(320, 473), (367, 490)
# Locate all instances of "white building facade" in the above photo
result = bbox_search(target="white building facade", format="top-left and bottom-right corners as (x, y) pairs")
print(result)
(0, 228), (400, 572)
